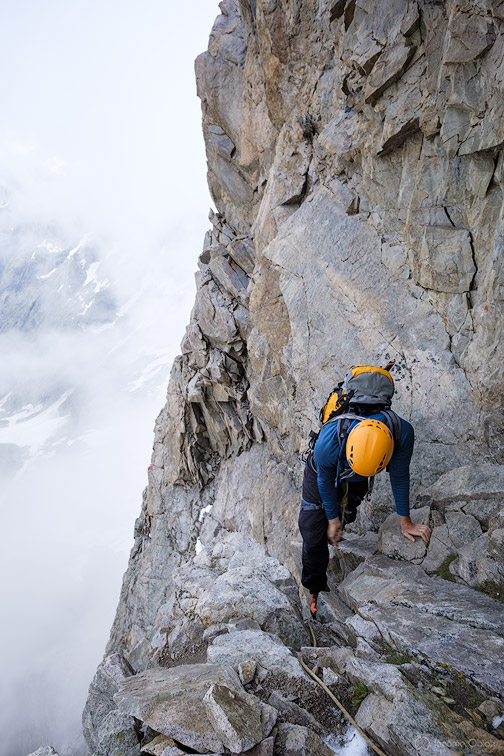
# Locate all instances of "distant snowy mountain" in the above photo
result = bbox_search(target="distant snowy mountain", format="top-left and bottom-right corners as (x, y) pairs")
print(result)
(0, 221), (116, 332)
(0, 195), (172, 477)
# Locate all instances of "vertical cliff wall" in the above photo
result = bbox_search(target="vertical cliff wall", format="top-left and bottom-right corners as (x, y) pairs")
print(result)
(82, 3), (504, 755)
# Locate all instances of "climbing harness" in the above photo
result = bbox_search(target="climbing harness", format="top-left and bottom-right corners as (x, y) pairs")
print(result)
(300, 621), (389, 756)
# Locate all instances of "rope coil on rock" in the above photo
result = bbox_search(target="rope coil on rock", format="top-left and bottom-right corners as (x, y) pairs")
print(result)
(301, 621), (388, 756)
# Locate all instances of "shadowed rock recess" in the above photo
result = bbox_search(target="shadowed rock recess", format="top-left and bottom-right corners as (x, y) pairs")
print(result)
(81, 3), (504, 756)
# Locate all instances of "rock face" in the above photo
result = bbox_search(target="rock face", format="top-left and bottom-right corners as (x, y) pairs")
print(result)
(83, 3), (504, 756)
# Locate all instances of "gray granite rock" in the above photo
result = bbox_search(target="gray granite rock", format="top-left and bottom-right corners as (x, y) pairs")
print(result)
(168, 532), (305, 650)
(273, 723), (333, 756)
(300, 645), (355, 676)
(203, 682), (277, 752)
(140, 735), (179, 756)
(451, 528), (504, 589)
(421, 523), (455, 574)
(408, 225), (476, 293)
(417, 465), (504, 529)
(378, 507), (430, 563)
(207, 628), (306, 680)
(364, 38), (417, 105)
(242, 737), (275, 756)
(352, 657), (504, 756)
(82, 653), (139, 756)
(345, 614), (383, 651)
(322, 667), (341, 686)
(114, 664), (248, 753)
(314, 589), (353, 637)
(238, 659), (257, 685)
(340, 556), (504, 696)
(329, 532), (379, 581)
(444, 510), (483, 549)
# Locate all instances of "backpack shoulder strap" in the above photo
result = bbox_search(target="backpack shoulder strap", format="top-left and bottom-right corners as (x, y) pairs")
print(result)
(381, 409), (402, 447)
(306, 450), (317, 473)
(335, 413), (367, 484)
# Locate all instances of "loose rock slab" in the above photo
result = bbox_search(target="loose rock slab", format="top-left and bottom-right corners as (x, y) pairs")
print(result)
(378, 507), (430, 562)
(203, 682), (277, 752)
(340, 556), (504, 695)
(114, 663), (274, 754)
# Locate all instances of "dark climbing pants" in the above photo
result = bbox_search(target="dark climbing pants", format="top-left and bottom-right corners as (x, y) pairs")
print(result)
(298, 504), (329, 595)
(298, 479), (368, 595)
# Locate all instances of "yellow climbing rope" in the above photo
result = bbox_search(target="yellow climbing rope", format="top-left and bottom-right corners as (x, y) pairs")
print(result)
(300, 620), (388, 756)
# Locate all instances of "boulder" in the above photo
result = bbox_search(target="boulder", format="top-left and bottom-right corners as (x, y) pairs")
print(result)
(349, 657), (504, 755)
(356, 681), (504, 756)
(451, 529), (504, 589)
(114, 663), (274, 754)
(241, 737), (275, 756)
(378, 507), (430, 563)
(203, 682), (277, 752)
(421, 523), (455, 574)
(238, 660), (257, 685)
(345, 614), (383, 651)
(444, 511), (483, 549)
(82, 653), (139, 756)
(93, 710), (142, 756)
(300, 646), (354, 676)
(273, 723), (333, 756)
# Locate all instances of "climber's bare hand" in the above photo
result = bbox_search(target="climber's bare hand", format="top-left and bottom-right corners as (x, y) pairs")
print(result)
(400, 517), (431, 543)
(328, 517), (344, 545)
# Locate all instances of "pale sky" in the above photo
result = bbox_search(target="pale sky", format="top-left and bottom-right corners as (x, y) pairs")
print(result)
(0, 2), (222, 755)
(0, 0), (218, 249)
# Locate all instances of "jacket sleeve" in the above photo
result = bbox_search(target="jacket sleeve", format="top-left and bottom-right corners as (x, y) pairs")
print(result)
(314, 435), (339, 520)
(387, 419), (414, 516)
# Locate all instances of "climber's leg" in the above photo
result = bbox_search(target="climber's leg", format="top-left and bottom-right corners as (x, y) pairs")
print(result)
(298, 504), (329, 596)
(343, 479), (369, 525)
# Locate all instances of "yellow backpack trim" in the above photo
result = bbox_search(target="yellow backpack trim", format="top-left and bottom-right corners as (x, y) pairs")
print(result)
(321, 389), (348, 424)
(350, 365), (393, 383)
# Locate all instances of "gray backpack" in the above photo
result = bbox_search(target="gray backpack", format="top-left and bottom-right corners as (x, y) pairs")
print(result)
(341, 364), (395, 407)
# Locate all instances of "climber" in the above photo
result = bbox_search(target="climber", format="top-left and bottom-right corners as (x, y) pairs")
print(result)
(298, 365), (431, 619)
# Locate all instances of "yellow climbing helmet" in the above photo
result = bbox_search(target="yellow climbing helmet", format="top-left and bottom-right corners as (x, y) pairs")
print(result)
(346, 419), (394, 476)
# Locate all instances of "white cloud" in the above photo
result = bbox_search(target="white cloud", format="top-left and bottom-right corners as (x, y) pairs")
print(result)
(0, 1), (222, 754)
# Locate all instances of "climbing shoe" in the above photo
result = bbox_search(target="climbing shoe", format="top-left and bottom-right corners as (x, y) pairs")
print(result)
(310, 586), (329, 621)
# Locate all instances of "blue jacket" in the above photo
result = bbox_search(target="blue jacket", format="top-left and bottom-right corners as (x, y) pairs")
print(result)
(313, 412), (414, 520)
